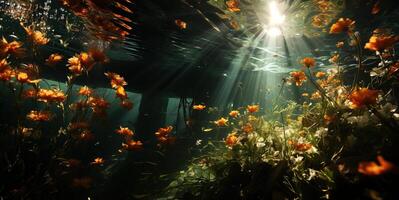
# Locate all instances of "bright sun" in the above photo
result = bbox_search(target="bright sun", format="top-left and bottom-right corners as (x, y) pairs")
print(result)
(267, 1), (285, 36)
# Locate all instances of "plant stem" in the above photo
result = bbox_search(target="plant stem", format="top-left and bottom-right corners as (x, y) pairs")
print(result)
(280, 112), (288, 160)
(306, 68), (336, 107)
(272, 78), (286, 112)
(350, 33), (363, 92)
(368, 105), (398, 133)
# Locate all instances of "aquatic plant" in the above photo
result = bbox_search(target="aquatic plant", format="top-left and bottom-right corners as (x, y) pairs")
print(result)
(156, 12), (399, 199)
(0, 0), (399, 199)
(0, 18), (138, 198)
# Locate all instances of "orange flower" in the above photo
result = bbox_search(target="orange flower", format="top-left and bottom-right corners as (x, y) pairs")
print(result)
(78, 86), (93, 96)
(242, 123), (253, 133)
(349, 88), (379, 109)
(116, 86), (128, 99)
(193, 104), (206, 110)
(22, 88), (37, 99)
(316, 0), (331, 12)
(329, 54), (339, 64)
(87, 97), (110, 116)
(336, 41), (344, 48)
(175, 19), (187, 29)
(120, 99), (133, 110)
(290, 71), (307, 86)
(115, 126), (134, 137)
(364, 35), (399, 52)
(225, 133), (238, 147)
(68, 56), (83, 75)
(16, 72), (29, 83)
(229, 110), (239, 118)
(0, 37), (24, 57)
(0, 58), (10, 71)
(88, 48), (108, 63)
(45, 53), (63, 66)
(226, 0), (240, 12)
(310, 91), (321, 100)
(122, 140), (143, 150)
(214, 117), (228, 126)
(156, 136), (176, 145)
(79, 52), (95, 71)
(301, 57), (316, 68)
(0, 59), (14, 81)
(91, 157), (105, 165)
(23, 26), (49, 45)
(88, 97), (110, 108)
(155, 126), (174, 138)
(329, 18), (355, 34)
(5, 41), (23, 55)
(312, 14), (329, 28)
(315, 71), (326, 78)
(26, 110), (52, 121)
(247, 105), (260, 113)
(66, 53), (94, 73)
(358, 156), (397, 176)
(288, 140), (313, 152)
(155, 126), (175, 145)
(105, 72), (127, 89)
(37, 88), (67, 103)
(16, 71), (40, 84)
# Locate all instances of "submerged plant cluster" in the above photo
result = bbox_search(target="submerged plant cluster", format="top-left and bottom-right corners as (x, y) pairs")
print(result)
(158, 18), (399, 200)
(0, 22), (141, 198)
(0, 0), (398, 200)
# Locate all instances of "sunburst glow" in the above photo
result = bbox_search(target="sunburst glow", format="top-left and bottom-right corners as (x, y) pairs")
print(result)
(266, 1), (286, 37)
(268, 1), (286, 25)
(1, 0), (398, 199)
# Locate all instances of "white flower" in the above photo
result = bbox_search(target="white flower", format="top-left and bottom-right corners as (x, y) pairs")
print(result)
(347, 112), (373, 127)
(256, 142), (266, 148)
(291, 156), (303, 164)
(247, 132), (258, 140)
(377, 103), (397, 118)
(307, 169), (318, 181)
(309, 146), (319, 154)
(195, 139), (202, 146)
(315, 127), (328, 137)
(370, 67), (388, 77)
(256, 137), (266, 148)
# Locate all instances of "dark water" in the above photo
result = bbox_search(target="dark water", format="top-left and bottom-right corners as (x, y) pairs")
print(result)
(1, 0), (399, 199)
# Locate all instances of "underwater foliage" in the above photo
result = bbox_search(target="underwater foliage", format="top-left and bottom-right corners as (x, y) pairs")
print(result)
(0, 0), (399, 199)
(0, 10), (137, 198)
(155, 15), (399, 200)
